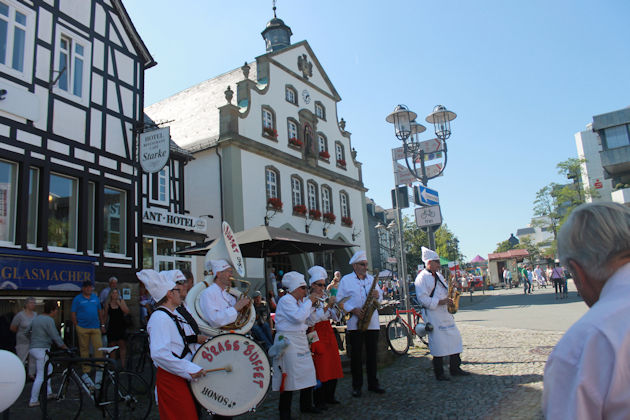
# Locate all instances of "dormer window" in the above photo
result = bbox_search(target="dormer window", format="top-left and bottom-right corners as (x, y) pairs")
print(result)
(315, 102), (326, 120)
(285, 85), (298, 105)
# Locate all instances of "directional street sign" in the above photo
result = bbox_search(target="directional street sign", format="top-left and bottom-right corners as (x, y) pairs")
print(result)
(394, 162), (416, 185)
(415, 205), (442, 228)
(415, 185), (439, 206)
(424, 163), (443, 178)
(392, 138), (443, 161)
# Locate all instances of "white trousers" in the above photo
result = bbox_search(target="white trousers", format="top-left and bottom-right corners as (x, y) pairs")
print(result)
(29, 348), (52, 404)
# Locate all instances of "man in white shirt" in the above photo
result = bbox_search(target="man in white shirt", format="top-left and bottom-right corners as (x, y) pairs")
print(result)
(198, 260), (250, 328)
(415, 246), (468, 381)
(336, 250), (385, 397)
(137, 269), (205, 420)
(543, 202), (630, 419)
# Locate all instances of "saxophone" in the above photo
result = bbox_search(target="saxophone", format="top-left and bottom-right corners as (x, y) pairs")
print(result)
(357, 272), (381, 331)
(447, 276), (461, 314)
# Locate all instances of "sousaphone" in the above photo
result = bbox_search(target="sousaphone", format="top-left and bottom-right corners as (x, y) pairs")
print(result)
(186, 222), (255, 336)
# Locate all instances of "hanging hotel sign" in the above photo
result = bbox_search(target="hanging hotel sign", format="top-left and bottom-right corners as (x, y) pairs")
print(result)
(140, 127), (170, 173)
(143, 208), (207, 233)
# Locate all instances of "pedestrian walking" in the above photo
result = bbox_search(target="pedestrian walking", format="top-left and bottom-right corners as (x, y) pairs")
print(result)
(28, 301), (68, 407)
(10, 297), (37, 380)
(543, 202), (630, 419)
(504, 268), (512, 288)
(550, 261), (564, 299)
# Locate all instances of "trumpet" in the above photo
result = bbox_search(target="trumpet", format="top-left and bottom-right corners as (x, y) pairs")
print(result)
(316, 291), (350, 320)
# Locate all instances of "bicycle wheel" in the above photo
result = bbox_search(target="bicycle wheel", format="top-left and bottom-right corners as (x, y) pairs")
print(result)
(386, 317), (410, 355)
(126, 333), (154, 386)
(41, 371), (83, 420)
(101, 370), (152, 420)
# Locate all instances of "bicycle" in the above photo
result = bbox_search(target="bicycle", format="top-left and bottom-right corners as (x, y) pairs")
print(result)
(385, 306), (429, 355)
(41, 346), (152, 420)
(125, 330), (154, 386)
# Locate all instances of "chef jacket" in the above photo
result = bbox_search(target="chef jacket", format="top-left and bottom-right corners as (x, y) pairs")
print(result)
(198, 282), (237, 328)
(337, 271), (383, 331)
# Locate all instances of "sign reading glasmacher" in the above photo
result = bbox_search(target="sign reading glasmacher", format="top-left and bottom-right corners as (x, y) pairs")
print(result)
(140, 127), (170, 173)
(0, 256), (94, 291)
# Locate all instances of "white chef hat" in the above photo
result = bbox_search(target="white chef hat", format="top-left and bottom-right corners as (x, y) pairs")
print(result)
(136, 269), (175, 302)
(308, 266), (327, 285)
(210, 259), (232, 275)
(282, 271), (306, 292)
(160, 269), (186, 284)
(421, 246), (440, 264)
(349, 250), (367, 265)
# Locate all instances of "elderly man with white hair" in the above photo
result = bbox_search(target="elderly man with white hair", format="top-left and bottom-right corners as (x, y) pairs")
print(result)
(272, 271), (324, 419)
(415, 246), (468, 381)
(99, 276), (118, 305)
(337, 250), (385, 397)
(198, 259), (251, 328)
(543, 202), (630, 419)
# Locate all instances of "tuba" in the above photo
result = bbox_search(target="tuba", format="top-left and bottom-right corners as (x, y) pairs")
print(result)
(447, 276), (461, 314)
(186, 221), (255, 336)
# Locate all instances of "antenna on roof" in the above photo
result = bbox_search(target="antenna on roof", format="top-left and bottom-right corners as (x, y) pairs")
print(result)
(272, 0), (277, 18)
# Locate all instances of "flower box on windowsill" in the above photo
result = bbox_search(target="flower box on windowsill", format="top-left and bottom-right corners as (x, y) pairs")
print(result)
(267, 197), (283, 211)
(288, 137), (303, 148)
(293, 204), (307, 217)
(336, 159), (346, 168)
(341, 216), (353, 227)
(323, 212), (336, 224)
(308, 209), (322, 220)
(318, 151), (330, 160)
(262, 126), (278, 140)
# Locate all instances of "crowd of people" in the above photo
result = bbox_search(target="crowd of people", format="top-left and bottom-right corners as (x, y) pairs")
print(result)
(501, 262), (570, 299)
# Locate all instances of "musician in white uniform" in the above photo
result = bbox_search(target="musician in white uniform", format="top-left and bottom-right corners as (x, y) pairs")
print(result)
(272, 271), (323, 419)
(336, 250), (385, 398)
(198, 259), (250, 328)
(543, 202), (630, 419)
(137, 269), (204, 420)
(415, 247), (469, 381)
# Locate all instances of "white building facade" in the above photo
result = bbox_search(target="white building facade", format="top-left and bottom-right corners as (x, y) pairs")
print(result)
(146, 16), (369, 288)
(575, 123), (613, 202)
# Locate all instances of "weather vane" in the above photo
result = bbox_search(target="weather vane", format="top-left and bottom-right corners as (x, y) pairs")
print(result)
(272, 0), (277, 18)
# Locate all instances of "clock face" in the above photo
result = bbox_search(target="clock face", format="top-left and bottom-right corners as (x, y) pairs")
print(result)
(302, 89), (311, 104)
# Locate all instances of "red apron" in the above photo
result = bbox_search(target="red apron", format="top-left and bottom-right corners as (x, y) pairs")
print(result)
(156, 367), (198, 420)
(310, 320), (343, 382)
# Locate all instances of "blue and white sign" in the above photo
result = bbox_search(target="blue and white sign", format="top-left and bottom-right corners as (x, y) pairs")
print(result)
(417, 185), (439, 206)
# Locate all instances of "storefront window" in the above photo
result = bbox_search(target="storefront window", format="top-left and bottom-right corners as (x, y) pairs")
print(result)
(143, 237), (154, 269)
(27, 166), (38, 245)
(157, 238), (173, 256)
(48, 173), (77, 248)
(150, 237), (193, 272)
(103, 187), (126, 254)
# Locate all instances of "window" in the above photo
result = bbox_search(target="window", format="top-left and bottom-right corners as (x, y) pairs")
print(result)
(287, 120), (298, 141)
(151, 166), (169, 204)
(291, 176), (303, 207)
(340, 192), (350, 218)
(307, 181), (318, 211)
(142, 237), (154, 269)
(265, 167), (279, 199)
(48, 173), (78, 249)
(315, 102), (325, 120)
(604, 125), (630, 149)
(335, 142), (344, 161)
(103, 187), (126, 254)
(26, 167), (38, 245)
(318, 134), (327, 153)
(285, 86), (297, 105)
(0, 160), (17, 243)
(53, 28), (90, 103)
(0, 1), (34, 79)
(321, 186), (332, 214)
(263, 109), (273, 128)
(144, 236), (192, 271)
(262, 107), (276, 138)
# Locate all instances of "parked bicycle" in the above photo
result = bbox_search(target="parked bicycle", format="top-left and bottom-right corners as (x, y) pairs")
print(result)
(125, 330), (154, 386)
(41, 346), (152, 420)
(386, 306), (429, 355)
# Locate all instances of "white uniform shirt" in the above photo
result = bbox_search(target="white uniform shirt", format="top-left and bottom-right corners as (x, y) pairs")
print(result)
(337, 272), (383, 331)
(147, 306), (201, 380)
(198, 282), (237, 328)
(534, 267), (544, 281)
(543, 262), (630, 420)
(275, 294), (313, 332)
(415, 269), (448, 310)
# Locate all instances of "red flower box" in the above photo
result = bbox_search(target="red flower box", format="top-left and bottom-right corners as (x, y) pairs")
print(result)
(267, 197), (283, 211)
(293, 204), (307, 215)
(263, 126), (278, 138)
(341, 216), (353, 227)
(323, 212), (336, 223)
(309, 209), (322, 220)
(337, 159), (346, 167)
(288, 137), (303, 147)
(319, 150), (330, 159)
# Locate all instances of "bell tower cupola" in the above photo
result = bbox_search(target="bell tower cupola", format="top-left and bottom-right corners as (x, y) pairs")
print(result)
(261, 1), (292, 53)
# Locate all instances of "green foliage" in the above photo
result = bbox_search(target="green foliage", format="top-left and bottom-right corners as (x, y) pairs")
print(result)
(494, 239), (516, 253)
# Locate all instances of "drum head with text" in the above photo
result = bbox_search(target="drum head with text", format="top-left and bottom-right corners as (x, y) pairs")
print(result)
(190, 333), (271, 417)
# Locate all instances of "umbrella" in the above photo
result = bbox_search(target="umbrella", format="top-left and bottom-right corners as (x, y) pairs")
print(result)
(378, 269), (393, 278)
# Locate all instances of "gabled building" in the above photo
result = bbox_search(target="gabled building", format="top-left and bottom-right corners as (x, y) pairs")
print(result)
(0, 0), (154, 313)
(146, 14), (369, 289)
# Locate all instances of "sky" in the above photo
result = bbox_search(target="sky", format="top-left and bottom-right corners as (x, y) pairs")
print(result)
(123, 0), (630, 260)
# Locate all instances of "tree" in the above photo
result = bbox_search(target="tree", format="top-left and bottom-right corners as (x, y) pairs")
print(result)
(494, 239), (516, 253)
(435, 224), (465, 262)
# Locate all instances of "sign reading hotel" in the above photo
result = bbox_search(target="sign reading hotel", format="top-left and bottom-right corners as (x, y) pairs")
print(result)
(143, 208), (207, 233)
(140, 127), (170, 173)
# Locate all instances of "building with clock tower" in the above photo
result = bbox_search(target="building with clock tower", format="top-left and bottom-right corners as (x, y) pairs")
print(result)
(145, 12), (370, 289)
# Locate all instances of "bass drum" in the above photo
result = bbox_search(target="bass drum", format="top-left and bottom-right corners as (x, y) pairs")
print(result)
(190, 333), (271, 417)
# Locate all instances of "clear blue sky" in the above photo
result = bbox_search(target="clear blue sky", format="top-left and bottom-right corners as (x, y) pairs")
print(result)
(124, 0), (630, 260)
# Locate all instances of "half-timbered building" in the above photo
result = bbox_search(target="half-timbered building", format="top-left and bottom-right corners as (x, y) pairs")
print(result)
(0, 0), (154, 318)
